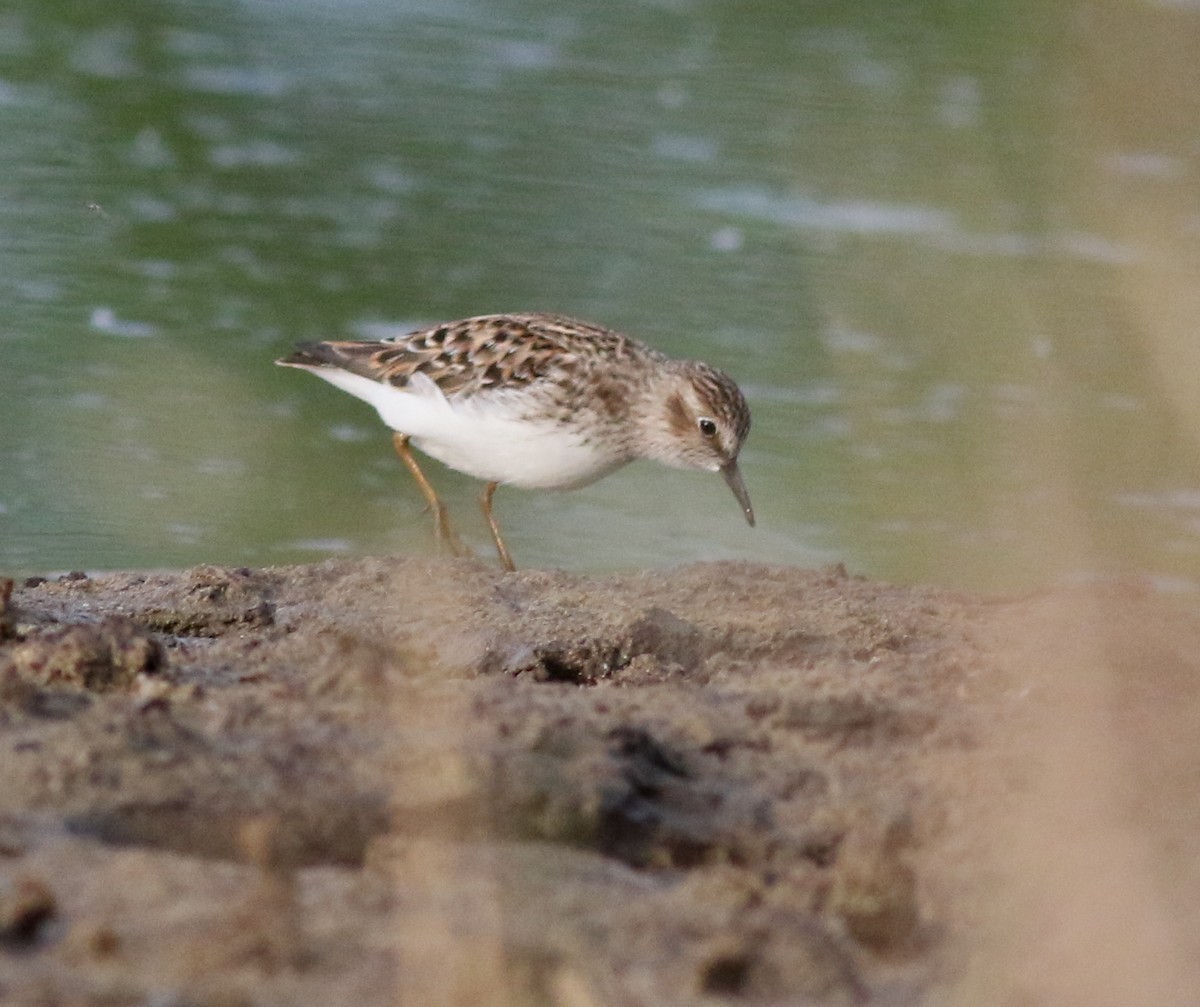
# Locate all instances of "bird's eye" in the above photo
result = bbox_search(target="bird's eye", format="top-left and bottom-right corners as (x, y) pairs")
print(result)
(698, 418), (718, 438)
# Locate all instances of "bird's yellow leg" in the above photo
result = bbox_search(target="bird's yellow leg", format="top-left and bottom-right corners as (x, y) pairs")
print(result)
(480, 481), (516, 572)
(391, 433), (471, 557)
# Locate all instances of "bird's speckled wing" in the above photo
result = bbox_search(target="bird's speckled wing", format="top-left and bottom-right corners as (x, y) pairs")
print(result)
(278, 313), (650, 398)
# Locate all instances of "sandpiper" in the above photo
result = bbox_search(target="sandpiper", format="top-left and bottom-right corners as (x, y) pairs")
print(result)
(277, 312), (753, 570)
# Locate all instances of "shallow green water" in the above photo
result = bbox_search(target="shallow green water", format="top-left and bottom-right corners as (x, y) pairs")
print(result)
(3, 0), (1200, 591)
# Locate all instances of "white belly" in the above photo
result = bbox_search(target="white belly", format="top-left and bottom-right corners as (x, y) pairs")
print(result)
(413, 417), (625, 489)
(305, 367), (628, 490)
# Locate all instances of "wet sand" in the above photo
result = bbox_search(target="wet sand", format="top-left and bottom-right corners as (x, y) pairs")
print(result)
(1, 559), (1198, 1005)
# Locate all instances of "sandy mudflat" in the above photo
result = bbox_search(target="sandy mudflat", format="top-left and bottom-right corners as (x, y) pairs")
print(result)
(1, 558), (1198, 1006)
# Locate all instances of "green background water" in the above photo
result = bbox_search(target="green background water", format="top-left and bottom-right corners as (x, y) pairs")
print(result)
(3, 0), (1200, 590)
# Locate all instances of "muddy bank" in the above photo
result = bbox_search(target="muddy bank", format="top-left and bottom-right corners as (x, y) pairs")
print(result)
(0, 558), (1197, 1006)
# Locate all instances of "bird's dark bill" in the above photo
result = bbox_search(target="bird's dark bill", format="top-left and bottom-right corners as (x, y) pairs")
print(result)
(721, 461), (755, 527)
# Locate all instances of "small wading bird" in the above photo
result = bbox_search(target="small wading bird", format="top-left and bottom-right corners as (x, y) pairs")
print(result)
(277, 312), (754, 570)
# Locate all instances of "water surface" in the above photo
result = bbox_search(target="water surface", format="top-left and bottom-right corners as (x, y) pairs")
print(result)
(3, 0), (1200, 591)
